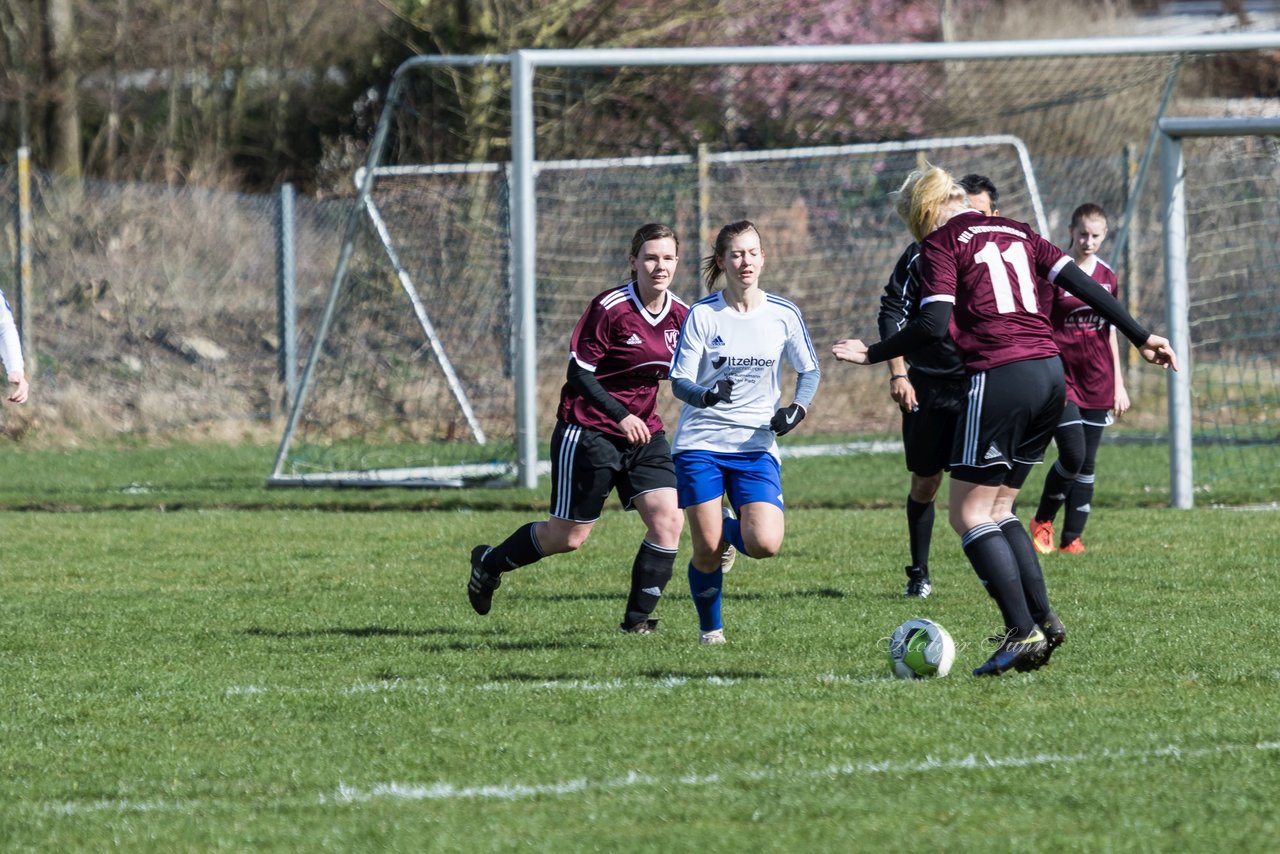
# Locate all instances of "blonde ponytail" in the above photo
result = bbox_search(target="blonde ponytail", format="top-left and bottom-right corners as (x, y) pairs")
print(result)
(893, 165), (966, 243)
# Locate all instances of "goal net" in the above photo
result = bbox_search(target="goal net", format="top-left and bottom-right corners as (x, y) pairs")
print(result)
(268, 39), (1275, 492)
(1155, 118), (1280, 507)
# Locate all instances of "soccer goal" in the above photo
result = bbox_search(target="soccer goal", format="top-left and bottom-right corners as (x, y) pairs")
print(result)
(268, 132), (1046, 488)
(268, 33), (1280, 494)
(1158, 116), (1280, 508)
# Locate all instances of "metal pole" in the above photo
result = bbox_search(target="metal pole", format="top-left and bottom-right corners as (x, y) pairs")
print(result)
(269, 76), (408, 481)
(510, 51), (539, 489)
(697, 142), (711, 272)
(1123, 142), (1140, 381)
(15, 146), (33, 370)
(276, 182), (297, 414)
(1159, 131), (1193, 509)
(1153, 115), (1280, 509)
(525, 33), (1280, 69)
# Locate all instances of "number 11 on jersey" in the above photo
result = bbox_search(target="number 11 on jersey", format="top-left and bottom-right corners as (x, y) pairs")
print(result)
(975, 240), (1039, 314)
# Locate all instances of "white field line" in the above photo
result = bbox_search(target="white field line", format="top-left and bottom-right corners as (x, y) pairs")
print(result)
(43, 740), (1280, 816)
(224, 673), (881, 698)
(1213, 501), (1280, 512)
(326, 740), (1280, 805)
(226, 666), (1280, 699)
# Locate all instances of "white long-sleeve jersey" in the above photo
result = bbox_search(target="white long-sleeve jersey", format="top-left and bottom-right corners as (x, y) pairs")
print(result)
(0, 289), (24, 378)
(670, 291), (819, 457)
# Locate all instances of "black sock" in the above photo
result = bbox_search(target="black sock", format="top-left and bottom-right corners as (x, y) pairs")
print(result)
(482, 522), (544, 574)
(906, 496), (934, 571)
(998, 515), (1052, 624)
(962, 523), (1037, 638)
(1062, 474), (1095, 545)
(1035, 460), (1074, 523)
(623, 540), (677, 627)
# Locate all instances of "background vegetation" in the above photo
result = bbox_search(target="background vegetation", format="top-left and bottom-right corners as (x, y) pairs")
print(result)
(3, 0), (1272, 194)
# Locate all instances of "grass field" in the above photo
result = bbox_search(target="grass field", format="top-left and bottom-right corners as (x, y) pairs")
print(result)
(2, 441), (1279, 850)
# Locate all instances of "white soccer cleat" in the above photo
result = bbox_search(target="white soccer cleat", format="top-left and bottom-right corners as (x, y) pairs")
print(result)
(718, 506), (737, 573)
(700, 628), (727, 645)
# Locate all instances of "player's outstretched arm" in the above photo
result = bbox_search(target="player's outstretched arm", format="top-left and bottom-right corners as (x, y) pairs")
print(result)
(1139, 334), (1178, 372)
(831, 339), (869, 364)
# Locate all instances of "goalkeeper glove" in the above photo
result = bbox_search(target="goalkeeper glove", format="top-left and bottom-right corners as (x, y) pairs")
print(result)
(701, 378), (733, 407)
(769, 403), (806, 436)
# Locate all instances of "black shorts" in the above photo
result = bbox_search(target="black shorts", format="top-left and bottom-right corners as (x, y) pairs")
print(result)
(548, 420), (677, 523)
(951, 357), (1066, 487)
(901, 370), (966, 477)
(1058, 400), (1115, 430)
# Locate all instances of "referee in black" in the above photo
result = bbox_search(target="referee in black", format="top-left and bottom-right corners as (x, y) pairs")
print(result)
(876, 174), (999, 599)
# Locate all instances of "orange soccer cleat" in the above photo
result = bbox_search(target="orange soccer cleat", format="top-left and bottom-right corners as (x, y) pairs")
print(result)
(1060, 538), (1086, 555)
(1030, 519), (1056, 555)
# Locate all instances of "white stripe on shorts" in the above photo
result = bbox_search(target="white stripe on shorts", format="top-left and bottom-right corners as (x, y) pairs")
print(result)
(553, 424), (582, 519)
(961, 372), (986, 468)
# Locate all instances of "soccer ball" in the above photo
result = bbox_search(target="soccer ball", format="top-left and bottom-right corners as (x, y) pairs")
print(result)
(888, 618), (956, 679)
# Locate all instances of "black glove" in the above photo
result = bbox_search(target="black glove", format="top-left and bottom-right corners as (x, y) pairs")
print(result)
(701, 378), (733, 407)
(770, 403), (806, 436)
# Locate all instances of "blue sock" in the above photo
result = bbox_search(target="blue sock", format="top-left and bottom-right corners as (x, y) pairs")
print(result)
(687, 563), (723, 632)
(722, 515), (747, 557)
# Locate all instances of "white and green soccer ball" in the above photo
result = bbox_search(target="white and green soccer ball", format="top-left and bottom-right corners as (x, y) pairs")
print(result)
(888, 618), (956, 679)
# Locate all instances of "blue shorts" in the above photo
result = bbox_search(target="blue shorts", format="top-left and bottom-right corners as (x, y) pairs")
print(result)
(673, 450), (784, 511)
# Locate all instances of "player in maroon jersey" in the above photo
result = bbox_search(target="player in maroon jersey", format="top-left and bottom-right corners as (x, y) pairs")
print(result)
(833, 166), (1177, 676)
(467, 223), (690, 634)
(1030, 204), (1130, 556)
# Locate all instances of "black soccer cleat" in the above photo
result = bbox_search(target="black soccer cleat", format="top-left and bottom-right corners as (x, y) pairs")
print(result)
(467, 545), (501, 615)
(903, 566), (932, 599)
(619, 617), (659, 635)
(1040, 611), (1066, 665)
(973, 629), (1048, 677)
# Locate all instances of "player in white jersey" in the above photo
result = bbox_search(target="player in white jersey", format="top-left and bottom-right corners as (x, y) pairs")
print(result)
(0, 288), (28, 406)
(669, 220), (820, 645)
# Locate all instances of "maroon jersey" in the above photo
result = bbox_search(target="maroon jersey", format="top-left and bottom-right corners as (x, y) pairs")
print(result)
(1051, 257), (1118, 409)
(557, 281), (689, 436)
(920, 210), (1071, 373)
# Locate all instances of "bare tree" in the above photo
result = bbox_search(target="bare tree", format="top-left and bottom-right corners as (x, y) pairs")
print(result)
(42, 0), (81, 176)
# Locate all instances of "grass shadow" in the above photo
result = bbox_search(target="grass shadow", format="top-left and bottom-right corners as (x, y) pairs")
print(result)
(728, 587), (845, 601)
(424, 639), (615, 653)
(244, 625), (459, 639)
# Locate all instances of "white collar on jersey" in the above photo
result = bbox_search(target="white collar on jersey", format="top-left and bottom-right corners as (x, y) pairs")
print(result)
(629, 280), (673, 326)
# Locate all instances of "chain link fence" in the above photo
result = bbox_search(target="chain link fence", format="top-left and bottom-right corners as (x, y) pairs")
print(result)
(0, 167), (354, 444)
